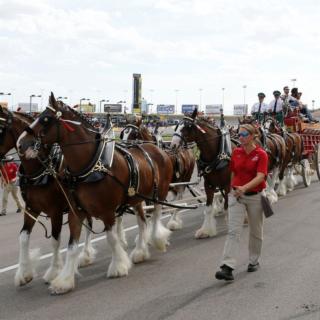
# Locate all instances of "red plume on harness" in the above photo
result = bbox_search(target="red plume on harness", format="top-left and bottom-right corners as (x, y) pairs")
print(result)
(59, 118), (75, 132)
(196, 124), (206, 133)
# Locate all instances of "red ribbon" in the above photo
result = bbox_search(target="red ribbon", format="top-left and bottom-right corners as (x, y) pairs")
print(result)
(60, 118), (75, 132)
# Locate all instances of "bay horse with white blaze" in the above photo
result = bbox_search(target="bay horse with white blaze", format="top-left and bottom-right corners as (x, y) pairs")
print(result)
(121, 119), (196, 230)
(17, 93), (173, 294)
(171, 109), (232, 238)
(0, 107), (95, 287)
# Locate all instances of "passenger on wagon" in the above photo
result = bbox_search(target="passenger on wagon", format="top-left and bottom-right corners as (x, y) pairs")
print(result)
(268, 90), (284, 125)
(251, 92), (268, 123)
(290, 89), (318, 122)
(0, 159), (23, 216)
(215, 124), (268, 281)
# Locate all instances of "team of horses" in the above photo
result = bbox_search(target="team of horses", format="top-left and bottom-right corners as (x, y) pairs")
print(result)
(1, 92), (304, 294)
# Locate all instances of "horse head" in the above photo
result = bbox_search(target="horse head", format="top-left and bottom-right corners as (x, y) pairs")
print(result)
(0, 107), (35, 160)
(17, 92), (83, 159)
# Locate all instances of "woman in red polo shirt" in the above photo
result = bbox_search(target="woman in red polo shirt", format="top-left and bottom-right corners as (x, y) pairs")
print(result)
(215, 124), (268, 281)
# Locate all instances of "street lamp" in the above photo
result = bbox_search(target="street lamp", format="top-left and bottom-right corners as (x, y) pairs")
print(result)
(242, 85), (247, 106)
(222, 88), (225, 109)
(312, 100), (315, 111)
(79, 98), (90, 113)
(199, 88), (203, 111)
(99, 99), (109, 113)
(174, 89), (179, 114)
(29, 94), (41, 113)
(291, 78), (297, 88)
(57, 96), (68, 103)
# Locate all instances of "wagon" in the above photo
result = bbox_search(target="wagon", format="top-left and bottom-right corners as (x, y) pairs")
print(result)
(284, 115), (320, 186)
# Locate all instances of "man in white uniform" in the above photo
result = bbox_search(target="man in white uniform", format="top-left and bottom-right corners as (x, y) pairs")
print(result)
(268, 91), (284, 125)
(251, 93), (268, 123)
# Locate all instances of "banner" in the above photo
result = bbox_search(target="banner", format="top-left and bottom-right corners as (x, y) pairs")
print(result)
(104, 103), (122, 113)
(157, 104), (175, 115)
(233, 104), (248, 116)
(132, 73), (142, 114)
(81, 104), (96, 112)
(205, 104), (222, 114)
(181, 104), (198, 114)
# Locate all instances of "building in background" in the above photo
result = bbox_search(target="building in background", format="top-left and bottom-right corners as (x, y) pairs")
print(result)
(17, 102), (38, 112)
(132, 73), (142, 114)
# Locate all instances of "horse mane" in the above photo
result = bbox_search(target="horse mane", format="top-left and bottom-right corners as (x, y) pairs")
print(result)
(196, 118), (219, 131)
(68, 107), (95, 129)
(12, 111), (34, 124)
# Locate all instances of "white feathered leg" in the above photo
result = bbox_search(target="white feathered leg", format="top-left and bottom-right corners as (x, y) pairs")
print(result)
(78, 219), (96, 267)
(276, 176), (287, 196)
(266, 168), (279, 204)
(130, 214), (150, 263)
(43, 237), (63, 283)
(107, 225), (132, 278)
(195, 205), (217, 239)
(116, 216), (128, 249)
(49, 242), (79, 294)
(15, 231), (40, 286)
(150, 204), (171, 252)
(286, 167), (296, 191)
(213, 192), (224, 216)
(167, 190), (183, 231)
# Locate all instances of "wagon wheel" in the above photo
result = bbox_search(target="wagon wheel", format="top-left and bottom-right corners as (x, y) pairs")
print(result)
(315, 143), (320, 181)
(301, 159), (312, 187)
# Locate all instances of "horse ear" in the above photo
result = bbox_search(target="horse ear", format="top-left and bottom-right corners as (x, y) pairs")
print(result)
(49, 92), (58, 109)
(191, 108), (198, 119)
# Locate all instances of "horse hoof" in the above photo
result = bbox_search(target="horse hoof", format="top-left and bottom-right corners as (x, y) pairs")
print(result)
(15, 270), (33, 287)
(49, 277), (75, 295)
(195, 229), (217, 239)
(130, 248), (150, 264)
(167, 219), (182, 231)
(78, 247), (96, 268)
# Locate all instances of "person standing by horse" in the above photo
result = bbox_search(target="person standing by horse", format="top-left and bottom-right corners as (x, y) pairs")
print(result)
(268, 90), (284, 125)
(251, 92), (268, 123)
(215, 124), (268, 281)
(0, 158), (23, 216)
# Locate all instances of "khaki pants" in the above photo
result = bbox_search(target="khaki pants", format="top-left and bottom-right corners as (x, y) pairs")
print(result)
(221, 193), (264, 269)
(2, 182), (22, 213)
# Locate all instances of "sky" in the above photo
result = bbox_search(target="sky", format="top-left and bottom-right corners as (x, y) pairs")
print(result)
(1, 0), (320, 115)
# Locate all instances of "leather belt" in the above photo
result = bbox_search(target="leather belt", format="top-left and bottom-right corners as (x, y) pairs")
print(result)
(244, 191), (260, 196)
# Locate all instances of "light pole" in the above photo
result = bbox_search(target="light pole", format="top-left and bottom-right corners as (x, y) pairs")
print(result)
(242, 85), (247, 107)
(174, 89), (179, 114)
(99, 99), (109, 113)
(291, 78), (297, 88)
(312, 100), (315, 111)
(29, 94), (41, 113)
(57, 96), (68, 103)
(222, 88), (225, 109)
(199, 88), (203, 111)
(79, 98), (90, 113)
(0, 92), (11, 109)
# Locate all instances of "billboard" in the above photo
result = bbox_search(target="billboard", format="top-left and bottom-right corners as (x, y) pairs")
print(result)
(0, 102), (8, 109)
(205, 104), (222, 115)
(132, 73), (142, 114)
(104, 103), (122, 113)
(181, 104), (198, 114)
(157, 104), (175, 115)
(233, 104), (248, 116)
(80, 104), (95, 112)
(17, 102), (38, 112)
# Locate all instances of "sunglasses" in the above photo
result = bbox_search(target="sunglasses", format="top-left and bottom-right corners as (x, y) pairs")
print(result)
(238, 131), (250, 138)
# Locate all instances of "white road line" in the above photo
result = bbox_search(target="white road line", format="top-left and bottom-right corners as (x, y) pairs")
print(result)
(0, 210), (191, 274)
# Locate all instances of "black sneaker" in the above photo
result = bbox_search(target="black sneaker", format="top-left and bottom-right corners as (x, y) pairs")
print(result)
(247, 263), (260, 272)
(16, 208), (21, 213)
(215, 264), (234, 281)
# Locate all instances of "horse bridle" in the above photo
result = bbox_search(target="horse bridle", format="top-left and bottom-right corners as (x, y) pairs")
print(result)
(173, 117), (205, 146)
(120, 124), (140, 140)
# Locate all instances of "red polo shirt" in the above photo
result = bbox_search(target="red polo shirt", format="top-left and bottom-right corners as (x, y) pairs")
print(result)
(230, 146), (268, 192)
(0, 162), (19, 183)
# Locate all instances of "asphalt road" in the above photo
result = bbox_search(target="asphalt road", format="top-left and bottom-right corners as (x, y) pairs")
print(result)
(1, 176), (320, 320)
